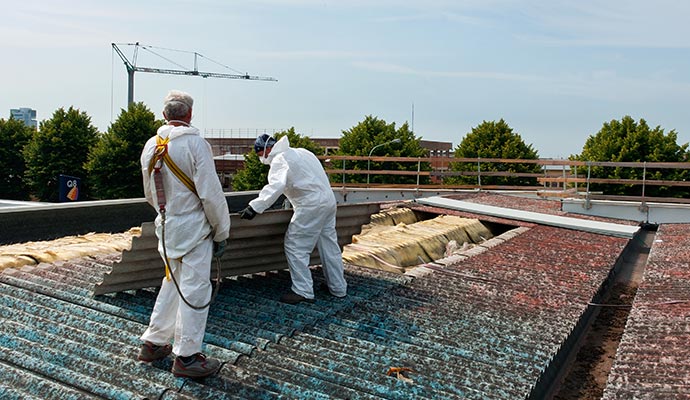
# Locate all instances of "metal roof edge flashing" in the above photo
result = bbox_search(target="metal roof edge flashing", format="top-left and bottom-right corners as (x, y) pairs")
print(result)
(417, 196), (639, 238)
(562, 198), (690, 224)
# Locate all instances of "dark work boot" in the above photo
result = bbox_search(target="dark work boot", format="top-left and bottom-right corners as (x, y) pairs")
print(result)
(138, 341), (172, 362)
(280, 291), (315, 305)
(171, 353), (220, 379)
(319, 282), (347, 298)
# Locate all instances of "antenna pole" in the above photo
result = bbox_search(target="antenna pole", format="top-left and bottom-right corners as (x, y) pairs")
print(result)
(411, 102), (415, 134)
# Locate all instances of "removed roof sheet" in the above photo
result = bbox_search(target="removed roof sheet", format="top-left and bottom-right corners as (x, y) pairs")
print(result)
(417, 196), (639, 238)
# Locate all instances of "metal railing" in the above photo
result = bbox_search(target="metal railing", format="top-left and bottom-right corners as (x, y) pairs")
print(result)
(319, 155), (690, 204)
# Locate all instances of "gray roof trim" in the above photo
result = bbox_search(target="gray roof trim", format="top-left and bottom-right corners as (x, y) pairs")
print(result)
(416, 196), (640, 238)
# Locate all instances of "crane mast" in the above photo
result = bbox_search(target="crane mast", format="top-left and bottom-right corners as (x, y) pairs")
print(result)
(112, 42), (277, 105)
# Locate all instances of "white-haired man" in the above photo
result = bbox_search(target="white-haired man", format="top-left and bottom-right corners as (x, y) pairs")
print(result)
(138, 90), (230, 378)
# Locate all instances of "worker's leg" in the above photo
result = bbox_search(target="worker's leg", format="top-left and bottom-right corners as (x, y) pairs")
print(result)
(173, 238), (213, 357)
(284, 206), (321, 299)
(140, 255), (181, 346)
(317, 203), (347, 297)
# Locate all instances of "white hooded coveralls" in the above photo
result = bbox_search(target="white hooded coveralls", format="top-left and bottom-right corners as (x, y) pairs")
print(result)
(249, 136), (347, 299)
(139, 124), (230, 357)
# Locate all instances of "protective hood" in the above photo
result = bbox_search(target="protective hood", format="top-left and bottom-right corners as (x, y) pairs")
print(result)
(156, 124), (200, 140)
(264, 135), (290, 165)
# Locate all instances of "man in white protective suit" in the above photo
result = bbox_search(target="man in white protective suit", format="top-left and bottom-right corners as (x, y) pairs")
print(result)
(239, 134), (347, 304)
(138, 90), (230, 379)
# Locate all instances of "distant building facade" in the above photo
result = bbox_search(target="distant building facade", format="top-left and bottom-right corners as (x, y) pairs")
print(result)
(10, 108), (37, 129)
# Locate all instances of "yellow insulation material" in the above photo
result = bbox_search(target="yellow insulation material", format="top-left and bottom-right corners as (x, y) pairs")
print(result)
(361, 207), (419, 236)
(352, 228), (425, 268)
(343, 212), (493, 273)
(368, 212), (395, 226)
(358, 223), (399, 237)
(388, 208), (418, 225)
(0, 228), (139, 272)
(463, 219), (493, 242)
(368, 207), (418, 226)
(343, 243), (405, 274)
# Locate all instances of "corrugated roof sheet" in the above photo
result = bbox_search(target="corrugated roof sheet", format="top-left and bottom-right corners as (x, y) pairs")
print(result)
(95, 203), (380, 295)
(602, 223), (690, 399)
(0, 205), (636, 399)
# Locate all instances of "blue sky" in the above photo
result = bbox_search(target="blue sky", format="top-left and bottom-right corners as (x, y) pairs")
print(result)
(2, 0), (689, 158)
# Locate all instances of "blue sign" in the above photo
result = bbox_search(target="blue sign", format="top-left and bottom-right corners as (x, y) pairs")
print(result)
(58, 174), (80, 202)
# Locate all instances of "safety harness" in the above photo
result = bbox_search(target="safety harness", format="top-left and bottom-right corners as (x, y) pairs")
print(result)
(149, 135), (197, 198)
(149, 135), (196, 282)
(149, 134), (221, 310)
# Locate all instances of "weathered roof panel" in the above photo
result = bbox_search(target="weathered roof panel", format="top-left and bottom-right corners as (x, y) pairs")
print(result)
(5, 193), (689, 399)
(0, 217), (633, 399)
(602, 223), (690, 398)
(95, 203), (380, 295)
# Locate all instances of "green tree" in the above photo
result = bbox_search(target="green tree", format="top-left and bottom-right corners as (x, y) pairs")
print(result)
(449, 119), (540, 186)
(0, 117), (34, 200)
(232, 128), (322, 191)
(338, 115), (429, 185)
(572, 116), (689, 197)
(86, 102), (163, 199)
(23, 107), (99, 202)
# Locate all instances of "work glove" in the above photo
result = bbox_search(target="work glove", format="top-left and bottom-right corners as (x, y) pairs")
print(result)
(213, 240), (226, 258)
(240, 206), (257, 220)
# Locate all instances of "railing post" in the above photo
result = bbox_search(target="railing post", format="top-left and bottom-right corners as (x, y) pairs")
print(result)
(641, 161), (647, 198)
(585, 161), (592, 209)
(477, 157), (482, 188)
(574, 165), (578, 193)
(417, 158), (421, 188)
(342, 159), (346, 186)
(640, 161), (648, 212)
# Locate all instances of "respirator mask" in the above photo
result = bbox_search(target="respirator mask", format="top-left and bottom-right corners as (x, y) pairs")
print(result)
(259, 140), (270, 164)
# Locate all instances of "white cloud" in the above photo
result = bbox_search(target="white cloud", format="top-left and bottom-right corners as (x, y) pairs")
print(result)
(516, 1), (690, 48)
(0, 2), (137, 48)
(256, 50), (382, 60)
(352, 61), (544, 82)
(352, 60), (690, 103)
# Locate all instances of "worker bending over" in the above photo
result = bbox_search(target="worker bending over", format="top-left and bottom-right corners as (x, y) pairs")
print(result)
(240, 134), (347, 304)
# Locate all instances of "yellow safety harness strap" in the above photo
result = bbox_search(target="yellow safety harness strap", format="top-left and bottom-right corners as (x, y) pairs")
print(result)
(148, 135), (198, 196)
(163, 257), (183, 282)
(148, 135), (197, 281)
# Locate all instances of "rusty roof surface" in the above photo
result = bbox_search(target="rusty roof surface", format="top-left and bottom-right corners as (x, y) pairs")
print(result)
(1, 193), (687, 399)
(602, 223), (690, 399)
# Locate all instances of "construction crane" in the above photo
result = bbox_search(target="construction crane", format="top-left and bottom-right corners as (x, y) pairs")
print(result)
(112, 42), (277, 105)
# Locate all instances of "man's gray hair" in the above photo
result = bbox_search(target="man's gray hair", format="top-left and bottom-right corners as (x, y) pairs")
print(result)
(163, 90), (194, 120)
